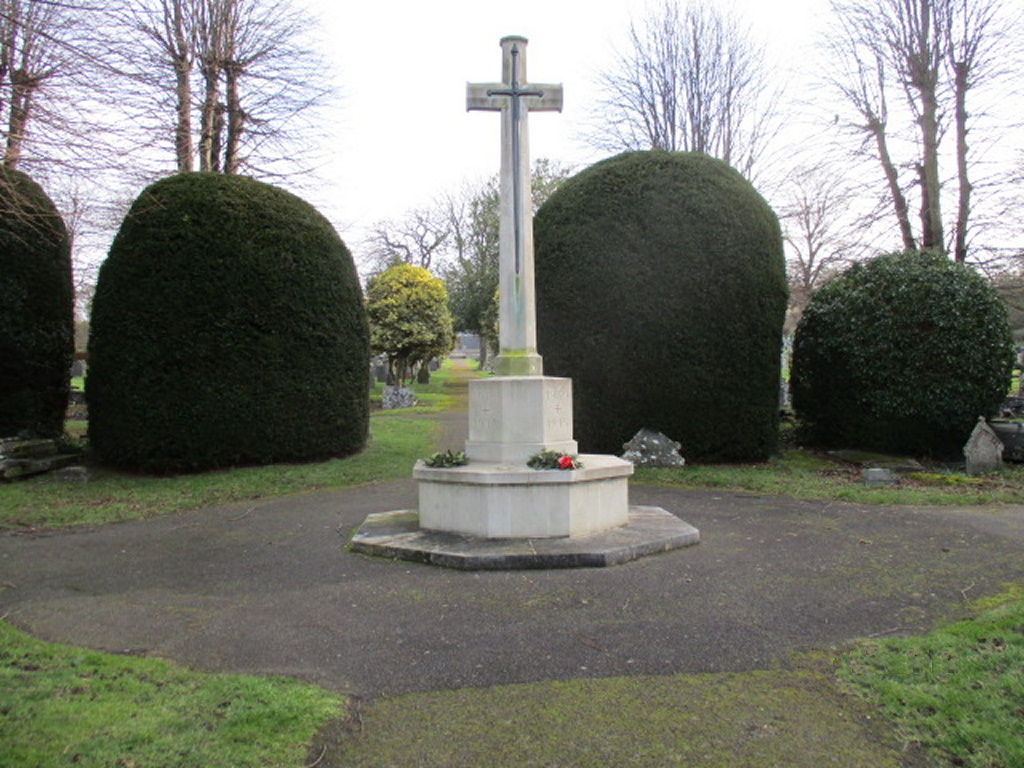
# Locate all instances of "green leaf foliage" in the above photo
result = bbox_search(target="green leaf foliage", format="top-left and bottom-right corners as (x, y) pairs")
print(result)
(87, 173), (369, 473)
(366, 263), (453, 386)
(791, 250), (1015, 456)
(534, 151), (788, 461)
(0, 168), (73, 439)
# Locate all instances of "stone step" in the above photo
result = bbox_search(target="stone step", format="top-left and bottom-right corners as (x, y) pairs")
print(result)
(0, 453), (82, 481)
(0, 438), (59, 459)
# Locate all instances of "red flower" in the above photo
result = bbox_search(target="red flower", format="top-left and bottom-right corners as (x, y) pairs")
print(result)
(557, 455), (575, 470)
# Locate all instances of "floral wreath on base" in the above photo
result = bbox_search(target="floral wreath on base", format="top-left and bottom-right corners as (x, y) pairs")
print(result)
(527, 449), (581, 470)
(423, 449), (468, 468)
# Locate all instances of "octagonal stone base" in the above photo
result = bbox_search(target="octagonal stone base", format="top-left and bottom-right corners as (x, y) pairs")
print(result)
(349, 506), (700, 570)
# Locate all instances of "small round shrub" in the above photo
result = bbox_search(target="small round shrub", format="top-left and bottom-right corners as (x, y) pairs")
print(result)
(366, 263), (454, 386)
(0, 168), (73, 438)
(87, 173), (369, 473)
(534, 151), (788, 461)
(791, 250), (1015, 456)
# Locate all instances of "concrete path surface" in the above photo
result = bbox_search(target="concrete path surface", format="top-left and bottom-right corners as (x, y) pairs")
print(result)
(2, 475), (1022, 699)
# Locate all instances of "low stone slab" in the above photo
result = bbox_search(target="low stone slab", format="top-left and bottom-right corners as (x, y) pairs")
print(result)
(0, 438), (59, 459)
(0, 454), (82, 481)
(348, 506), (700, 570)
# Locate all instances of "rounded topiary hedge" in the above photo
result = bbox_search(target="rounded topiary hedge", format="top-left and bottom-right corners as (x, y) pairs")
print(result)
(0, 168), (73, 439)
(791, 249), (1015, 457)
(87, 173), (369, 473)
(534, 151), (788, 461)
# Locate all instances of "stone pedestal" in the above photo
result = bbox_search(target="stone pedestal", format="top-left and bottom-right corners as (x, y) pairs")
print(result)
(418, 376), (631, 539)
(417, 454), (631, 538)
(351, 368), (700, 564)
(465, 376), (577, 464)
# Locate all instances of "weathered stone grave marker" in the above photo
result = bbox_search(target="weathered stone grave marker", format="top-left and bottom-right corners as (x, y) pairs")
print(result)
(964, 416), (1003, 475)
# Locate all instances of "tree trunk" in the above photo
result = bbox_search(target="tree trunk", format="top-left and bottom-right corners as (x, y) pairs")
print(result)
(918, 76), (944, 251)
(907, 0), (944, 252)
(870, 116), (917, 251)
(168, 0), (193, 172)
(198, 61), (219, 172)
(4, 69), (35, 168)
(223, 61), (243, 174)
(951, 59), (971, 263)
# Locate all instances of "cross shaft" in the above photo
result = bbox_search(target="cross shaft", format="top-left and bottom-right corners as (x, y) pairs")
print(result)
(466, 36), (562, 377)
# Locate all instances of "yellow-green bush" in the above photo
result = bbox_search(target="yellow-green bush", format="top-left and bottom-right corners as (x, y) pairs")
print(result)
(366, 264), (453, 386)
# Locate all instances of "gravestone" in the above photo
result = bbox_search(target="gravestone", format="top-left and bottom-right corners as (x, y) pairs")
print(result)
(862, 467), (898, 486)
(964, 416), (1003, 475)
(621, 428), (685, 468)
(989, 420), (1024, 462)
(382, 385), (416, 410)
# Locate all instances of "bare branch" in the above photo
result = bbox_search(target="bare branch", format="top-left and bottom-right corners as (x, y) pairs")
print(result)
(588, 0), (781, 181)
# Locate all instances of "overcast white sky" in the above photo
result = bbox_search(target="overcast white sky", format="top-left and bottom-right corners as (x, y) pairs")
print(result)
(307, 0), (829, 252)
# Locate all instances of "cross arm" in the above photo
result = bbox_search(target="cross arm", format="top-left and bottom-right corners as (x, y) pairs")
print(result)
(467, 83), (503, 111)
(526, 83), (563, 112)
(466, 82), (564, 112)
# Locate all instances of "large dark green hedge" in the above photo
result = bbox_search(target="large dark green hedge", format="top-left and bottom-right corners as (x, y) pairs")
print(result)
(534, 151), (788, 461)
(87, 173), (369, 473)
(791, 250), (1014, 457)
(0, 168), (73, 439)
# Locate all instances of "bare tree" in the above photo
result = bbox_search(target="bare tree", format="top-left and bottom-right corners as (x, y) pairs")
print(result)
(943, 0), (1007, 263)
(110, 0), (195, 172)
(113, 0), (331, 178)
(589, 0), (780, 179)
(363, 206), (451, 274)
(1, 0), (57, 167)
(0, 0), (112, 178)
(825, 0), (1014, 262)
(778, 163), (872, 321)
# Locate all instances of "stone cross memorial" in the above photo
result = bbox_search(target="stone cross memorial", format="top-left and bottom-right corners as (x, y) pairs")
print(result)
(412, 35), (633, 538)
(349, 36), (699, 566)
(467, 36), (562, 376)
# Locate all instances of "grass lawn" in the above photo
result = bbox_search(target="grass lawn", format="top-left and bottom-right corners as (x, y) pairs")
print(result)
(839, 587), (1024, 768)
(0, 622), (343, 768)
(637, 447), (1024, 505)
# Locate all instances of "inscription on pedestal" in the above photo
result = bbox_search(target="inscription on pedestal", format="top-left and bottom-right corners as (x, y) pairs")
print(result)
(545, 383), (572, 436)
(469, 390), (500, 439)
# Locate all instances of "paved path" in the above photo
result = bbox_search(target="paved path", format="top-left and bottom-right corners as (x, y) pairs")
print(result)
(2, 370), (1023, 699)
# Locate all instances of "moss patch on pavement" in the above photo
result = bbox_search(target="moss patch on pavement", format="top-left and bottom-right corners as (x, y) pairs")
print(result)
(327, 668), (913, 768)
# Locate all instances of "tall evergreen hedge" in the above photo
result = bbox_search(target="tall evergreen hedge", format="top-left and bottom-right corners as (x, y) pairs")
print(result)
(87, 173), (369, 473)
(534, 151), (788, 461)
(0, 168), (73, 438)
(791, 250), (1014, 456)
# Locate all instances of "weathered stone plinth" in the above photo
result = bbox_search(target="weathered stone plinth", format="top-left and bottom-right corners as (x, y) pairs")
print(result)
(465, 376), (576, 464)
(416, 454), (631, 538)
(350, 506), (700, 570)
(348, 368), (700, 568)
